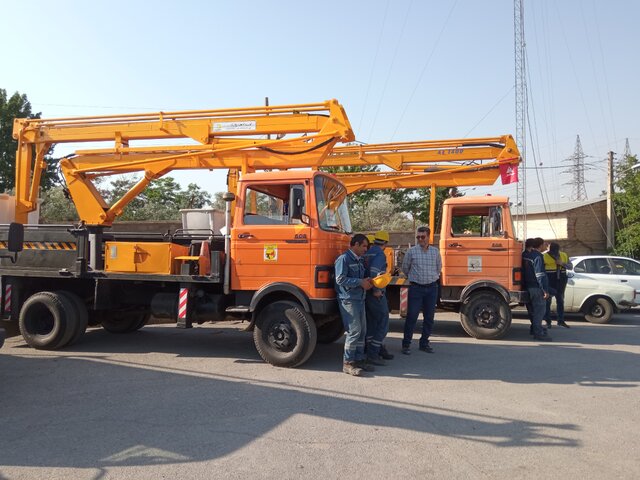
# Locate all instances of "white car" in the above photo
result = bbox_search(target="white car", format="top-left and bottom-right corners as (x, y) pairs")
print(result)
(570, 255), (640, 303)
(552, 271), (637, 323)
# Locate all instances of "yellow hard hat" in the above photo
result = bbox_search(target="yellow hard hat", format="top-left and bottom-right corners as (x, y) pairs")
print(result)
(375, 230), (390, 243)
(371, 272), (392, 289)
(366, 234), (375, 244)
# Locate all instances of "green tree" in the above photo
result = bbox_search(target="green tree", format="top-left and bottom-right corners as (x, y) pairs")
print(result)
(613, 154), (640, 257)
(39, 187), (79, 223)
(0, 89), (59, 192)
(103, 176), (212, 222)
(389, 187), (462, 231)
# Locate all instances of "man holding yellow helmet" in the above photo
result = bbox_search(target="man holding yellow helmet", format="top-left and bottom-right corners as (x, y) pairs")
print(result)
(364, 230), (394, 364)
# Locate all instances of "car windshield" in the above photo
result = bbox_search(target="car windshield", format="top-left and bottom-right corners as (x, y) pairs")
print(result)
(315, 175), (352, 234)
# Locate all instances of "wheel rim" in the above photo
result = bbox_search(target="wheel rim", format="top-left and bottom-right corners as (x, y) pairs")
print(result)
(591, 303), (604, 317)
(267, 320), (296, 352)
(473, 302), (499, 328)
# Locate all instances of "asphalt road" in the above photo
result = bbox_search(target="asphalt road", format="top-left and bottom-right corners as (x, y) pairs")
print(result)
(1, 311), (639, 480)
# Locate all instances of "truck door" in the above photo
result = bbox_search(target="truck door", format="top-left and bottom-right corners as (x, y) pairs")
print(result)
(442, 205), (512, 287)
(231, 182), (311, 293)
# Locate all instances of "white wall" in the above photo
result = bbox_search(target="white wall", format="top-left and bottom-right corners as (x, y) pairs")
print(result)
(0, 194), (41, 224)
(513, 217), (567, 240)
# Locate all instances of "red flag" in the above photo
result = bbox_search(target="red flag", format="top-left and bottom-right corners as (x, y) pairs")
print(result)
(499, 163), (518, 184)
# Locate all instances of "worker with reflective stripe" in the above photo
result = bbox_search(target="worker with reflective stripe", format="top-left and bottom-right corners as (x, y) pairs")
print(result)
(522, 237), (551, 341)
(364, 230), (394, 365)
(335, 234), (373, 376)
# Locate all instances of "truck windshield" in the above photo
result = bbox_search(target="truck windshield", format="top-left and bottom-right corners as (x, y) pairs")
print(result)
(314, 175), (352, 234)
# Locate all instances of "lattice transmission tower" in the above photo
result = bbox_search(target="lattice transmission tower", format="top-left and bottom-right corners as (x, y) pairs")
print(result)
(514, 0), (527, 239)
(563, 135), (589, 201)
(623, 138), (632, 159)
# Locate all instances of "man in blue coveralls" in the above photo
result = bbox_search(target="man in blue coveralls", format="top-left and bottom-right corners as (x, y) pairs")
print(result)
(364, 230), (394, 365)
(522, 237), (552, 341)
(335, 234), (373, 376)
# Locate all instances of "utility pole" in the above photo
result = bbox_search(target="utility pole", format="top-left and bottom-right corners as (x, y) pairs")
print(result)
(607, 151), (615, 250)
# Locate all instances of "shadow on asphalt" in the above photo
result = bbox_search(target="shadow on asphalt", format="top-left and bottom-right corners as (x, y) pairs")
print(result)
(4, 314), (640, 471)
(0, 350), (581, 472)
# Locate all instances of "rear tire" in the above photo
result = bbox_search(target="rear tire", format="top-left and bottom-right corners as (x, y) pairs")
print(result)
(18, 291), (77, 350)
(460, 291), (512, 339)
(253, 300), (317, 367)
(101, 310), (149, 334)
(56, 291), (88, 346)
(583, 297), (613, 324)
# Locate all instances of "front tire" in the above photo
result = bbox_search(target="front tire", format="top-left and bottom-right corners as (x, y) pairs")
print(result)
(460, 291), (512, 339)
(253, 300), (317, 367)
(583, 297), (613, 324)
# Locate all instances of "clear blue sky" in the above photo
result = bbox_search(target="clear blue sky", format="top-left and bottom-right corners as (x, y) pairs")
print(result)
(2, 0), (638, 206)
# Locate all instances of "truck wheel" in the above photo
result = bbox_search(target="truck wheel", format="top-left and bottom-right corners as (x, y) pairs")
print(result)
(316, 315), (345, 344)
(460, 291), (512, 340)
(56, 291), (89, 346)
(253, 300), (317, 367)
(583, 297), (613, 324)
(100, 310), (149, 334)
(19, 291), (78, 350)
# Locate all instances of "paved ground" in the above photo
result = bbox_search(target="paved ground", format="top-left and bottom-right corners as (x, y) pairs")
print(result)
(1, 310), (639, 480)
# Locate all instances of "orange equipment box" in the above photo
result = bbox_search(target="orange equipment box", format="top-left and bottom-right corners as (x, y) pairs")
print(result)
(104, 241), (189, 274)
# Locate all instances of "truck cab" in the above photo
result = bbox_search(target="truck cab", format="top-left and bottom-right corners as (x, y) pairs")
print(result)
(439, 195), (524, 338)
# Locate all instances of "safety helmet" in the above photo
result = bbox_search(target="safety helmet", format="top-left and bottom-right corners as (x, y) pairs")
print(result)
(371, 272), (392, 289)
(374, 230), (390, 243)
(366, 234), (375, 244)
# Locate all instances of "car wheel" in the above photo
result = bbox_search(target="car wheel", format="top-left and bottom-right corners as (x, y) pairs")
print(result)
(583, 297), (613, 324)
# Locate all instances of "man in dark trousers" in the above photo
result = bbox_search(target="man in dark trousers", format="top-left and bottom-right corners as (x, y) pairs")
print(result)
(335, 234), (373, 376)
(401, 226), (442, 355)
(522, 237), (552, 341)
(364, 230), (394, 365)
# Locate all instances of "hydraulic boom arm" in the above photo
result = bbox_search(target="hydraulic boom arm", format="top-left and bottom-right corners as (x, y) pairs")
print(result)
(12, 100), (354, 225)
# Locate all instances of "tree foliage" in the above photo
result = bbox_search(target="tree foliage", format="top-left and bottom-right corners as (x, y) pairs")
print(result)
(0, 89), (59, 192)
(40, 176), (212, 223)
(613, 154), (640, 257)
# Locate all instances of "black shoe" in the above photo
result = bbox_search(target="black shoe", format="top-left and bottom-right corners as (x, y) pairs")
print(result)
(401, 347), (411, 355)
(419, 345), (434, 353)
(546, 322), (552, 329)
(533, 335), (552, 342)
(367, 356), (387, 366)
(558, 321), (570, 328)
(379, 347), (395, 360)
(356, 360), (375, 372)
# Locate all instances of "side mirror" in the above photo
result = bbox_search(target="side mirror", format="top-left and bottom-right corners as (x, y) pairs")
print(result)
(291, 188), (304, 220)
(2, 222), (24, 263)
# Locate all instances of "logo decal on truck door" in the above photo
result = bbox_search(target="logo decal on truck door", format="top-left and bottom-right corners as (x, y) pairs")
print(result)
(468, 256), (482, 272)
(264, 244), (278, 262)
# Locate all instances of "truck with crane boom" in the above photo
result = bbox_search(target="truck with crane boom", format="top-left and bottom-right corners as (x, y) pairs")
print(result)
(327, 136), (525, 339)
(0, 99), (524, 366)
